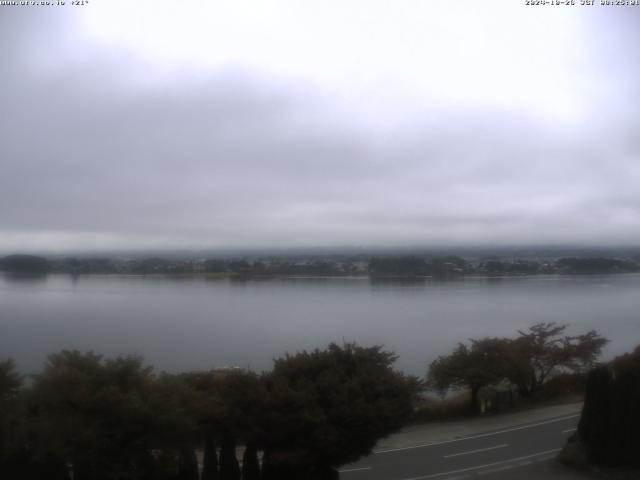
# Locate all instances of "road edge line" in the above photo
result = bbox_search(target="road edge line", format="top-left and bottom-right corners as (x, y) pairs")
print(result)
(400, 448), (562, 480)
(375, 414), (579, 454)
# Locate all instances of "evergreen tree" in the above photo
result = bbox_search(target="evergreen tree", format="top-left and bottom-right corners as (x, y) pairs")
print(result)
(219, 432), (241, 480)
(241, 442), (260, 480)
(177, 448), (199, 480)
(259, 450), (275, 480)
(577, 365), (612, 465)
(428, 338), (510, 413)
(262, 343), (417, 475)
(0, 359), (23, 479)
(610, 346), (640, 466)
(201, 433), (219, 480)
(574, 345), (640, 467)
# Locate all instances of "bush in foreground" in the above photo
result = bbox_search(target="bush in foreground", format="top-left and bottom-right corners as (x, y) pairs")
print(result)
(562, 345), (640, 471)
(261, 343), (419, 478)
(0, 343), (418, 480)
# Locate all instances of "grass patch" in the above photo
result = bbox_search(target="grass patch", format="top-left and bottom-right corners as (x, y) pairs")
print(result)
(409, 391), (473, 424)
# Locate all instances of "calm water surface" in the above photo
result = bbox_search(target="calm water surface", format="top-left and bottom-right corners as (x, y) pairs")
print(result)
(1, 273), (639, 375)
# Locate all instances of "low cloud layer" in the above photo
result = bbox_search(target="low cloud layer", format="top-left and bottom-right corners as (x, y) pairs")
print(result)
(1, 3), (639, 252)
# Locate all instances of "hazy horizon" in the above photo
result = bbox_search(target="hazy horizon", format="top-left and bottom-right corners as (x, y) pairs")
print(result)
(3, 244), (640, 261)
(2, 2), (639, 251)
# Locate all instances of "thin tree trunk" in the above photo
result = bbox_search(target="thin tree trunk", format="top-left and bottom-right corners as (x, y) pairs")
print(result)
(219, 433), (241, 480)
(470, 385), (481, 414)
(260, 450), (274, 480)
(178, 448), (199, 480)
(241, 443), (260, 480)
(202, 433), (219, 480)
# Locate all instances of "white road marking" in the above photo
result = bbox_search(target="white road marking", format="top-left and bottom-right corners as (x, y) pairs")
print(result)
(338, 466), (372, 473)
(534, 454), (557, 463)
(444, 444), (508, 458)
(375, 414), (579, 454)
(398, 448), (562, 480)
(478, 464), (514, 475)
(562, 427), (577, 433)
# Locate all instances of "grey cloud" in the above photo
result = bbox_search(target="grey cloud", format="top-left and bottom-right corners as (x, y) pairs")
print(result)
(1, 9), (640, 251)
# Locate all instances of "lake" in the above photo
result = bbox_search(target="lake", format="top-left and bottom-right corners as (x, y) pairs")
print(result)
(1, 273), (639, 376)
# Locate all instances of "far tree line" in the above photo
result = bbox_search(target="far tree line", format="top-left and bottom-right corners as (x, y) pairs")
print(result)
(1, 253), (639, 277)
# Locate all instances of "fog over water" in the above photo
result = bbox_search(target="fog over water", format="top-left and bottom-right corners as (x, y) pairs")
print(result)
(2, 273), (638, 376)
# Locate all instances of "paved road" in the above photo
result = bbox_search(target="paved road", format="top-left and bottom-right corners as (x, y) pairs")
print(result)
(339, 414), (580, 480)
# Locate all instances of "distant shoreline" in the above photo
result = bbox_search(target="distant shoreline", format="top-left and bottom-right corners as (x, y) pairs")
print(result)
(2, 253), (639, 278)
(4, 271), (640, 280)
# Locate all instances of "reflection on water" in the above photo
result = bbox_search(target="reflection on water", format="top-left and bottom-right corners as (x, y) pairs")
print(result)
(1, 273), (639, 376)
(2, 272), (49, 283)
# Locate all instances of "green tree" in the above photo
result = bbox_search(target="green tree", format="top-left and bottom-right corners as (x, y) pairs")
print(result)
(609, 345), (640, 466)
(577, 365), (613, 464)
(261, 343), (418, 478)
(574, 345), (640, 467)
(219, 433), (241, 480)
(427, 338), (510, 413)
(0, 359), (23, 477)
(508, 323), (607, 397)
(201, 432), (219, 480)
(177, 447), (199, 480)
(147, 373), (203, 480)
(241, 443), (260, 480)
(0, 359), (21, 399)
(29, 351), (158, 480)
(180, 368), (264, 480)
(215, 371), (264, 480)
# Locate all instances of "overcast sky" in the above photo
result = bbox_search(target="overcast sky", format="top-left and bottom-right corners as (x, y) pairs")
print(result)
(1, 1), (639, 253)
